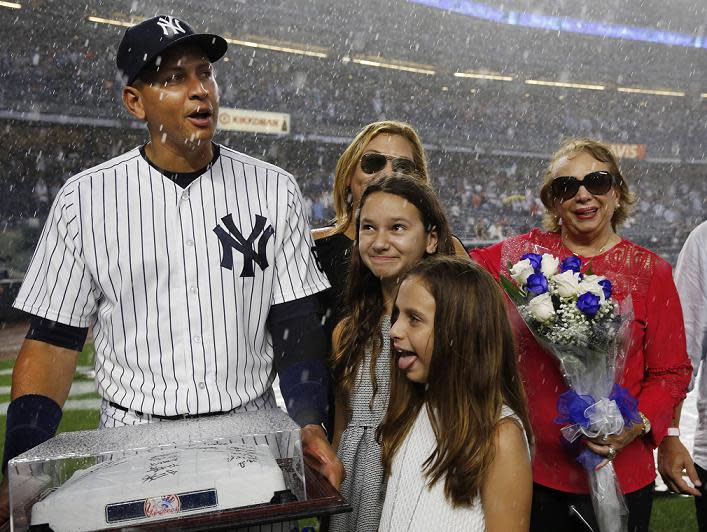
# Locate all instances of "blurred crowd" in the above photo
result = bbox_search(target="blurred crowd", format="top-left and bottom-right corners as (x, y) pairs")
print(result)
(1, 5), (704, 271)
(0, 34), (704, 160)
(2, 122), (704, 278)
(1, 4), (704, 272)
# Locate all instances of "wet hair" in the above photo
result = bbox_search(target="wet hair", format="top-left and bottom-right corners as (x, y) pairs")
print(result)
(332, 173), (454, 411)
(378, 256), (532, 507)
(539, 137), (636, 231)
(331, 121), (428, 234)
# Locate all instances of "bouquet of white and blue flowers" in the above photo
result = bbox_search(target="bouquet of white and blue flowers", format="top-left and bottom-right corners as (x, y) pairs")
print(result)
(501, 249), (638, 532)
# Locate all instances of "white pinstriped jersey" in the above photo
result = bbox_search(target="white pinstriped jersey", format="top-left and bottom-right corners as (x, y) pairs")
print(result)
(14, 144), (329, 417)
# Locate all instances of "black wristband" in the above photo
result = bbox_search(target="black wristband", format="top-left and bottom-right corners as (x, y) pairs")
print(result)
(3, 395), (62, 471)
(279, 361), (329, 428)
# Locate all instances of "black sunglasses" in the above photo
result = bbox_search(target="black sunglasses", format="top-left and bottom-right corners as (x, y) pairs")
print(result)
(551, 171), (616, 202)
(360, 152), (417, 175)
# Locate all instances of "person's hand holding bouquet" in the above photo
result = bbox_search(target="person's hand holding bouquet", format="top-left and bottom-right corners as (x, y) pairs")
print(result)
(585, 421), (644, 470)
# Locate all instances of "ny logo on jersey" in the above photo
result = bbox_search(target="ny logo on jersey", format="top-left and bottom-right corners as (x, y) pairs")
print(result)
(214, 214), (274, 277)
(156, 16), (186, 37)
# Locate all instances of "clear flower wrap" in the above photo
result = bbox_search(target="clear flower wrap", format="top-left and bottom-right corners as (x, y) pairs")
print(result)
(501, 241), (638, 532)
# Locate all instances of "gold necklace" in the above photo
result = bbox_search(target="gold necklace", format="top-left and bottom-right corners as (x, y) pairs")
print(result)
(563, 232), (617, 257)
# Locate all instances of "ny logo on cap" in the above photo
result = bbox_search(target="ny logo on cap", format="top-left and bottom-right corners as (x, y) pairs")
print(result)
(156, 16), (186, 37)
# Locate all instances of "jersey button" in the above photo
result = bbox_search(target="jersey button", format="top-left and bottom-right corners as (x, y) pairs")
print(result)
(193, 336), (202, 343)
(198, 382), (206, 390)
(190, 286), (198, 294)
(182, 191), (190, 201)
(186, 239), (194, 247)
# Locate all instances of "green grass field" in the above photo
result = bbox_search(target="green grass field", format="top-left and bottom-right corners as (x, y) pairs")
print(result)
(0, 347), (698, 531)
(0, 345), (101, 461)
(651, 493), (696, 532)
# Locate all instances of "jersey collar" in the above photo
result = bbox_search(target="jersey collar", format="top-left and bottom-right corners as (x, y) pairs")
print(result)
(139, 142), (220, 189)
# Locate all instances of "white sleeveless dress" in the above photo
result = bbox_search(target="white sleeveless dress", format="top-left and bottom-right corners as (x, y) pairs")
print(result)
(379, 404), (529, 531)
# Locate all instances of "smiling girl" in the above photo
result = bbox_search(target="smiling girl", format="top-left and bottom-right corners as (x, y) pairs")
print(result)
(328, 173), (455, 532)
(378, 256), (533, 531)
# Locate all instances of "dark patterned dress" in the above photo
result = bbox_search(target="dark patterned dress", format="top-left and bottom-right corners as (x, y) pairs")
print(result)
(329, 316), (391, 532)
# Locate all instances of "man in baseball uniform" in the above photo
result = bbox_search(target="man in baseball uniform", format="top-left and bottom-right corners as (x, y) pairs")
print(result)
(0, 14), (343, 520)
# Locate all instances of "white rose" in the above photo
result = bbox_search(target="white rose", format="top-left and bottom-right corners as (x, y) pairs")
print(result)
(579, 275), (606, 303)
(540, 254), (559, 277)
(510, 259), (535, 285)
(552, 270), (580, 298)
(528, 292), (556, 322)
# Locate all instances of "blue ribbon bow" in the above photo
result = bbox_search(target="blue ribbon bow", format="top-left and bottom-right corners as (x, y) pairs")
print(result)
(555, 384), (640, 470)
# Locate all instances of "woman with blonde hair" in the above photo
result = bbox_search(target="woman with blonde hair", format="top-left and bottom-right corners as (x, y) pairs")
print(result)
(313, 121), (427, 328)
(471, 137), (692, 531)
(313, 120), (466, 331)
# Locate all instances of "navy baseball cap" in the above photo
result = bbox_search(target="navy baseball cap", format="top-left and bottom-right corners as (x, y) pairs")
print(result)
(117, 15), (228, 84)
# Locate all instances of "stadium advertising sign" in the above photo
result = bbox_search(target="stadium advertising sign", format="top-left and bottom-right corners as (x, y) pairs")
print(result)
(609, 143), (647, 160)
(218, 108), (290, 135)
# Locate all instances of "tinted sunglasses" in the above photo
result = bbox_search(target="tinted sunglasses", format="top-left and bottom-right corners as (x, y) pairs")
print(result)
(551, 171), (616, 202)
(360, 152), (417, 175)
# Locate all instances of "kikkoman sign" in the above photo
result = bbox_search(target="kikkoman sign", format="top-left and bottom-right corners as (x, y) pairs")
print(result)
(218, 108), (290, 135)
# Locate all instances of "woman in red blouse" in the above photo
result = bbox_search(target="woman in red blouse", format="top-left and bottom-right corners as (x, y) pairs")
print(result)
(471, 138), (692, 532)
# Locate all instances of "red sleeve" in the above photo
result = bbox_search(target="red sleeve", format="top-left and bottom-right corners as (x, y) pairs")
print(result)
(469, 242), (504, 280)
(636, 259), (692, 446)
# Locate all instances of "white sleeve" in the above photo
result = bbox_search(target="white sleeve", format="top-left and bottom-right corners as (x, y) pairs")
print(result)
(13, 184), (98, 327)
(271, 175), (330, 305)
(674, 221), (707, 391)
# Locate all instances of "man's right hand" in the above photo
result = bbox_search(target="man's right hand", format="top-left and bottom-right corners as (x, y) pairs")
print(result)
(301, 424), (345, 490)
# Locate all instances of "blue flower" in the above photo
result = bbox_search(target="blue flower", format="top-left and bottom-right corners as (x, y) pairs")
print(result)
(526, 272), (549, 295)
(598, 279), (612, 299)
(521, 252), (543, 271)
(577, 292), (601, 317)
(560, 256), (582, 273)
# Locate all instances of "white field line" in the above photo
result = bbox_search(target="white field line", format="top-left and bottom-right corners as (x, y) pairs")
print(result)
(0, 366), (94, 377)
(0, 368), (100, 415)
